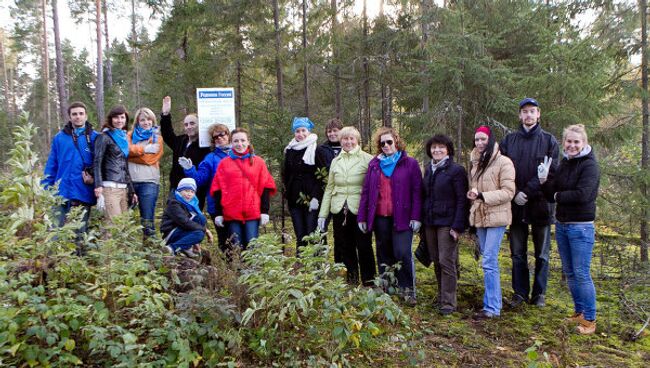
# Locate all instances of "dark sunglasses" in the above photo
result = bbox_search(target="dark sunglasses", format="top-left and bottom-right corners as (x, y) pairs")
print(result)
(380, 139), (394, 147)
(213, 132), (228, 140)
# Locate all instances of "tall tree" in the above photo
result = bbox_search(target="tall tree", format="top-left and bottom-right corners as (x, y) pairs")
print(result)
(95, 0), (104, 120)
(301, 0), (309, 116)
(331, 0), (342, 118)
(40, 0), (52, 142)
(273, 0), (284, 111)
(131, 0), (141, 107)
(51, 0), (68, 122)
(641, 0), (649, 263)
(103, 0), (113, 90)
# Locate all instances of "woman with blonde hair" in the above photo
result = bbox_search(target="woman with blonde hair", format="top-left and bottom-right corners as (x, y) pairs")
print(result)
(318, 126), (376, 285)
(128, 107), (164, 238)
(358, 127), (422, 305)
(539, 124), (600, 334)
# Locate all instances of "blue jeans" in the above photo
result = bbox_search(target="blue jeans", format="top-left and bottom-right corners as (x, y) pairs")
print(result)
(556, 222), (596, 321)
(228, 220), (259, 250)
(289, 206), (319, 251)
(509, 223), (551, 300)
(133, 182), (159, 237)
(374, 216), (416, 297)
(166, 215), (205, 253)
(477, 226), (507, 315)
(54, 201), (91, 249)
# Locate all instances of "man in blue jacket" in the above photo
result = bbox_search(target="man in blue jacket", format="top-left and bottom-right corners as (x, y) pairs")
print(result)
(500, 98), (559, 307)
(42, 101), (99, 251)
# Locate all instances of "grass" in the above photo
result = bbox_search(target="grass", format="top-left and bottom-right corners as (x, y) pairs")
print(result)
(282, 225), (650, 367)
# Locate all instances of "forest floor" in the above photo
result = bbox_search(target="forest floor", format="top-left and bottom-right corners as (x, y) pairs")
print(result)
(299, 229), (650, 368)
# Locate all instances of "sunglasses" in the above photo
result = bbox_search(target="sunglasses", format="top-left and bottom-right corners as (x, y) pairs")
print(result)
(380, 139), (394, 147)
(213, 132), (228, 140)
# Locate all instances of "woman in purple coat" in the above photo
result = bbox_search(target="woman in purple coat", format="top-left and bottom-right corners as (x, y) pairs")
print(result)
(358, 127), (423, 306)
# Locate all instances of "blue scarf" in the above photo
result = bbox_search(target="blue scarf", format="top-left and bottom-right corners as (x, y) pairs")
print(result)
(74, 127), (86, 137)
(174, 191), (207, 225)
(132, 125), (157, 144)
(379, 150), (402, 177)
(228, 148), (252, 160)
(106, 129), (129, 158)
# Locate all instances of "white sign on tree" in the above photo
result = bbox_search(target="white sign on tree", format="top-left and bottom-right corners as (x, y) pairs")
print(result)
(196, 88), (236, 148)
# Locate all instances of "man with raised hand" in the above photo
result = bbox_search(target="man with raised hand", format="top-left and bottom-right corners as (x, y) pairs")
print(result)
(42, 101), (99, 253)
(160, 96), (211, 210)
(500, 97), (559, 308)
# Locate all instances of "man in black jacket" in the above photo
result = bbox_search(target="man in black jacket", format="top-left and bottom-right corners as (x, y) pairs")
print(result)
(160, 96), (211, 210)
(500, 97), (559, 307)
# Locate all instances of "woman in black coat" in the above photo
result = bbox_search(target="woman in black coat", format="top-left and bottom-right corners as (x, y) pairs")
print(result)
(421, 134), (469, 315)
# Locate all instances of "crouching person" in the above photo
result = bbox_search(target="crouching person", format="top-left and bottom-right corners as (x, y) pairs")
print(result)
(160, 178), (213, 257)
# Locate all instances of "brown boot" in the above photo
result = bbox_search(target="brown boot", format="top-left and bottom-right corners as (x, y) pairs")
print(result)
(565, 312), (584, 324)
(576, 318), (596, 335)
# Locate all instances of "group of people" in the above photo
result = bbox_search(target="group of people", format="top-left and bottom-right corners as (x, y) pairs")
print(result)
(42, 96), (600, 335)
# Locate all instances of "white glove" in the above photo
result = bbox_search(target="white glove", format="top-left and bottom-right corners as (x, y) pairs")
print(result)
(317, 217), (326, 232)
(409, 220), (422, 233)
(144, 143), (159, 154)
(260, 214), (270, 226)
(96, 194), (105, 212)
(309, 198), (319, 211)
(358, 222), (368, 233)
(514, 191), (528, 206)
(214, 216), (224, 227)
(178, 157), (192, 170)
(537, 156), (552, 184)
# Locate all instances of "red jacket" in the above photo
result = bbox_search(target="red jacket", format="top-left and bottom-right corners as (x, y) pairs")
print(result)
(210, 155), (277, 221)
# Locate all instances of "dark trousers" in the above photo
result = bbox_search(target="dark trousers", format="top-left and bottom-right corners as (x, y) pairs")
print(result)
(289, 206), (319, 251)
(54, 201), (91, 254)
(509, 223), (551, 301)
(209, 214), (231, 252)
(374, 216), (416, 296)
(425, 226), (458, 310)
(332, 211), (376, 285)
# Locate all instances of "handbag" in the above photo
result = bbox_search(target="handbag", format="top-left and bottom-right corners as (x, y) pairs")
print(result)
(414, 230), (431, 267)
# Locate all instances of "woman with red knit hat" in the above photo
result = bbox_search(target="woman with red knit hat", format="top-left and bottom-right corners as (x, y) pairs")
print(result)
(467, 125), (516, 319)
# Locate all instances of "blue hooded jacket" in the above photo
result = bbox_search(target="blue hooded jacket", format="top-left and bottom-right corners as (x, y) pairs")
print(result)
(183, 146), (230, 215)
(42, 122), (99, 205)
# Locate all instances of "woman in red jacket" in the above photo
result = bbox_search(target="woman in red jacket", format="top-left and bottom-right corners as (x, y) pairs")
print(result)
(210, 127), (277, 249)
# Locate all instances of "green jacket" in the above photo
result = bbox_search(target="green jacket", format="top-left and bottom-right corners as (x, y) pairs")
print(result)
(319, 145), (373, 217)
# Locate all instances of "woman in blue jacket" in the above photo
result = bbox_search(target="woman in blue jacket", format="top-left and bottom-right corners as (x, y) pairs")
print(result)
(421, 134), (469, 315)
(178, 123), (231, 251)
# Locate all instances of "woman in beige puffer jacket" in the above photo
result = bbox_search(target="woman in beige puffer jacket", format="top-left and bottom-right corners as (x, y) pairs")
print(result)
(467, 125), (515, 319)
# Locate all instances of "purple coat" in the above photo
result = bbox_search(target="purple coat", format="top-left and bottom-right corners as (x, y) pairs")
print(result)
(358, 151), (423, 232)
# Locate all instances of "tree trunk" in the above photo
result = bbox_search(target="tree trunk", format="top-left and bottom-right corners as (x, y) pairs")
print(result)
(302, 0), (309, 116)
(380, 3), (390, 127)
(52, 0), (68, 123)
(331, 0), (342, 118)
(273, 0), (284, 110)
(640, 0), (649, 263)
(0, 31), (12, 124)
(95, 0), (104, 121)
(41, 0), (52, 142)
(103, 0), (113, 90)
(362, 0), (371, 145)
(131, 0), (141, 107)
(235, 21), (242, 129)
(420, 0), (430, 113)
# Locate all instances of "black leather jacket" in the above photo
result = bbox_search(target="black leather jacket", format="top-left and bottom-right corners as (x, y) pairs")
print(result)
(93, 132), (132, 189)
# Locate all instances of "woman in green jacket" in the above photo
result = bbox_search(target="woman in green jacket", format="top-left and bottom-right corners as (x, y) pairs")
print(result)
(318, 127), (376, 285)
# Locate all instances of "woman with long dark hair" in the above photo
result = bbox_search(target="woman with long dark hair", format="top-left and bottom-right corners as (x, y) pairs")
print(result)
(467, 126), (515, 319)
(94, 105), (137, 219)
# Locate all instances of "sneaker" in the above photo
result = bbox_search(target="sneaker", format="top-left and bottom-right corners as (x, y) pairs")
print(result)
(472, 310), (498, 320)
(180, 249), (199, 258)
(164, 245), (174, 255)
(576, 319), (596, 335)
(404, 295), (417, 307)
(507, 294), (527, 308)
(565, 312), (584, 324)
(530, 295), (546, 307)
(439, 307), (455, 316)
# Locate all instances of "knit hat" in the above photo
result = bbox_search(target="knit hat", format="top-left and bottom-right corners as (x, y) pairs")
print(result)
(292, 117), (314, 132)
(475, 125), (491, 137)
(177, 178), (197, 192)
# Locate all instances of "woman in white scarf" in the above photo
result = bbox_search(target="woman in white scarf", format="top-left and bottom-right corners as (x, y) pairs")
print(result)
(283, 117), (321, 253)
